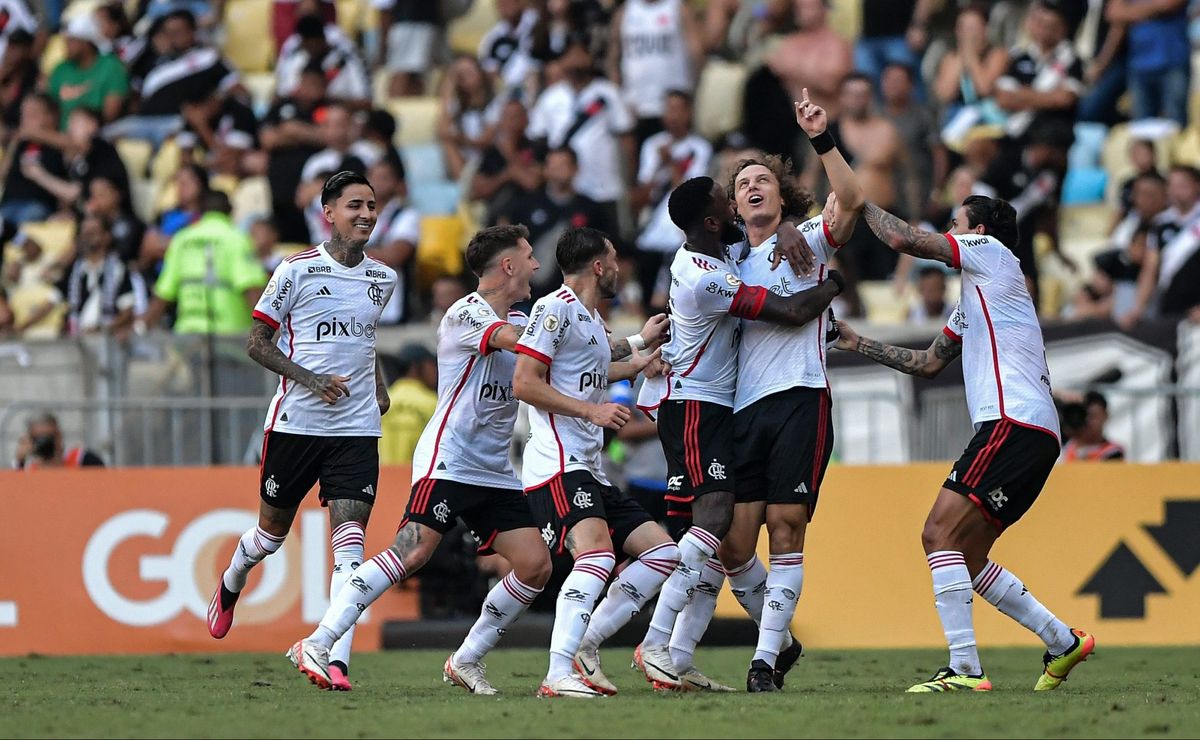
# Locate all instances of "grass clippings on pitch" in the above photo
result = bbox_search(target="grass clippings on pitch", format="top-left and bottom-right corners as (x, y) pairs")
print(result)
(3, 647), (1198, 738)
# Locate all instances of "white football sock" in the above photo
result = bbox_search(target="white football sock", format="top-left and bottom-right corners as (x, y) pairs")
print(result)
(547, 549), (616, 682)
(310, 548), (406, 650)
(928, 551), (982, 676)
(751, 553), (804, 666)
(643, 529), (719, 648)
(328, 522), (365, 671)
(669, 558), (725, 672)
(726, 555), (794, 651)
(974, 560), (1075, 655)
(454, 572), (542, 665)
(222, 526), (285, 593)
(581, 542), (680, 652)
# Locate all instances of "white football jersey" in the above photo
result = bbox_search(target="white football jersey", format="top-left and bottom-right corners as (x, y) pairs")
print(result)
(734, 216), (838, 412)
(659, 246), (747, 407)
(254, 243), (396, 437)
(411, 294), (527, 490)
(516, 285), (612, 488)
(943, 233), (1061, 440)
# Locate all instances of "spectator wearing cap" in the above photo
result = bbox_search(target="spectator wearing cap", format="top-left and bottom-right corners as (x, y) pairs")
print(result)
(379, 344), (439, 464)
(47, 12), (129, 127)
(64, 211), (147, 337)
(0, 29), (39, 135)
(275, 14), (371, 108)
(106, 9), (241, 148)
(994, 0), (1085, 142)
(260, 64), (328, 243)
(1108, 0), (1190, 125)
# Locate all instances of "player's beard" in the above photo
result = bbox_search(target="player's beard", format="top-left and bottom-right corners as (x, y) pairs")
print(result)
(599, 270), (619, 299)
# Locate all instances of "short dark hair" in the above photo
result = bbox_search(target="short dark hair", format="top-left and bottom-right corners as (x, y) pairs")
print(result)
(546, 146), (578, 166)
(8, 28), (32, 46)
(665, 89), (694, 106)
(321, 170), (374, 205)
(203, 190), (232, 215)
(296, 14), (325, 39)
(466, 224), (530, 276)
(1134, 170), (1166, 187)
(1169, 164), (1200, 186)
(1083, 390), (1108, 411)
(961, 195), (1019, 250)
(556, 227), (611, 274)
(366, 108), (397, 141)
(668, 176), (716, 232)
(164, 8), (197, 28)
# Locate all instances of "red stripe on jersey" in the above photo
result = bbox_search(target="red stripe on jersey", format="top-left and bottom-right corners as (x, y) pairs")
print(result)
(684, 401), (703, 486)
(822, 219), (845, 249)
(420, 356), (478, 481)
(975, 286), (1006, 417)
(252, 310), (280, 330)
(942, 326), (962, 343)
(515, 343), (552, 367)
(945, 233), (961, 270)
(285, 248), (319, 262)
(678, 326), (716, 378)
(480, 321), (506, 356)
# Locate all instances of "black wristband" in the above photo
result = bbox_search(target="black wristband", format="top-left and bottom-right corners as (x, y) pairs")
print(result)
(809, 130), (835, 155)
(827, 269), (846, 295)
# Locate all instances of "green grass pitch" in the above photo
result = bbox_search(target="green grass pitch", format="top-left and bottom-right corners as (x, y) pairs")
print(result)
(4, 647), (1198, 738)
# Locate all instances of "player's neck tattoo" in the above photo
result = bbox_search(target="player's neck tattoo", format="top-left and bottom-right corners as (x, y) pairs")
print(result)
(327, 233), (366, 268)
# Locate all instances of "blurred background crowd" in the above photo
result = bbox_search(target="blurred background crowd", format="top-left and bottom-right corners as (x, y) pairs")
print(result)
(5, 0), (1200, 473)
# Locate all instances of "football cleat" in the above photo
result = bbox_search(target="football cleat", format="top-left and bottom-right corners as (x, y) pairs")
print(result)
(681, 667), (737, 693)
(207, 582), (239, 639)
(573, 646), (618, 695)
(444, 654), (498, 696)
(286, 639), (332, 690)
(1035, 629), (1096, 691)
(773, 635), (804, 689)
(906, 667), (992, 693)
(631, 644), (683, 691)
(328, 663), (352, 691)
(746, 660), (779, 693)
(537, 674), (606, 699)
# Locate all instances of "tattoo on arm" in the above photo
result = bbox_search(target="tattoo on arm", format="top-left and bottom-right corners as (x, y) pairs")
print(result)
(862, 203), (954, 264)
(854, 337), (931, 376)
(247, 319), (317, 387)
(931, 331), (963, 364)
(610, 336), (632, 361)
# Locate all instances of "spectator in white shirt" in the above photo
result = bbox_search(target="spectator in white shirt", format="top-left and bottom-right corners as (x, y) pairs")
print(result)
(527, 36), (636, 234)
(365, 155), (421, 324)
(275, 14), (371, 108)
(478, 0), (539, 92)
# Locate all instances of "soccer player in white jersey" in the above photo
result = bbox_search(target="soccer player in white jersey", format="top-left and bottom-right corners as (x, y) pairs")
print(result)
(514, 226), (676, 699)
(834, 195), (1095, 692)
(717, 91), (866, 692)
(632, 175), (846, 692)
(207, 171), (397, 693)
(286, 225), (554, 695)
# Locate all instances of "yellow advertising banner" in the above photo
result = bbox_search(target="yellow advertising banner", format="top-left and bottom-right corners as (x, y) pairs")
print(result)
(716, 463), (1200, 647)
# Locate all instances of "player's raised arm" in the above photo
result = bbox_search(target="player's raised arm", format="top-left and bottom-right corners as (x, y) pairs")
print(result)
(860, 201), (955, 265)
(610, 313), (669, 361)
(832, 319), (962, 379)
(796, 87), (865, 246)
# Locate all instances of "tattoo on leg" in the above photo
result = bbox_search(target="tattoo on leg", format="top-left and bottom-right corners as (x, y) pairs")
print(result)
(564, 528), (577, 556)
(328, 498), (373, 528)
(259, 502), (298, 535)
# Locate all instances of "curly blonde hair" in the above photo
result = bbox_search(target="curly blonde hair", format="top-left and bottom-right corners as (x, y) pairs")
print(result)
(726, 154), (815, 223)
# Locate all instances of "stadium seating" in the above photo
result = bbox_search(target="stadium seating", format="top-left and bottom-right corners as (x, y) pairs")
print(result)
(222, 0), (275, 74)
(446, 0), (498, 56)
(414, 214), (466, 289)
(694, 60), (747, 141)
(400, 143), (448, 183)
(388, 97), (440, 147)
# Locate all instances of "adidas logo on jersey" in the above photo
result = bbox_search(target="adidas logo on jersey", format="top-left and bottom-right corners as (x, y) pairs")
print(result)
(793, 482), (808, 494)
(279, 412), (289, 422)
(437, 461), (448, 471)
(315, 286), (333, 297)
(587, 336), (599, 345)
(362, 484), (376, 499)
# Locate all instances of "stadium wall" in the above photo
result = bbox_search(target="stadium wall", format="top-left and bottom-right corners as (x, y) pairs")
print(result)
(1, 464), (1197, 656)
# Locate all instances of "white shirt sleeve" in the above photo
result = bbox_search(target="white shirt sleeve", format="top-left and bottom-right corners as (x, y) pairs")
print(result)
(253, 261), (299, 329)
(943, 302), (967, 342)
(946, 233), (1004, 279)
(515, 298), (570, 366)
(604, 83), (635, 134)
(797, 215), (839, 265)
(448, 299), (509, 356)
(384, 207), (421, 244)
(636, 136), (661, 185)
